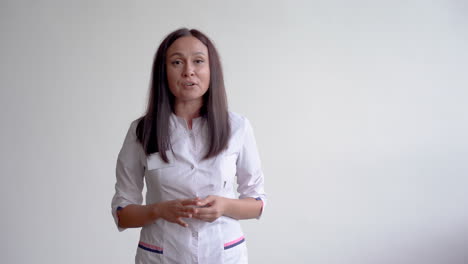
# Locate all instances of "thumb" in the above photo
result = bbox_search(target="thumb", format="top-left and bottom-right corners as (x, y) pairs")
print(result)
(180, 198), (200, 206)
(198, 196), (215, 206)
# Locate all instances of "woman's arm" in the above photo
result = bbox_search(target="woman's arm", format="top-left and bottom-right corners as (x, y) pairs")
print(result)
(117, 204), (155, 228)
(193, 117), (267, 223)
(193, 196), (263, 222)
(223, 197), (263, 220)
(118, 199), (200, 228)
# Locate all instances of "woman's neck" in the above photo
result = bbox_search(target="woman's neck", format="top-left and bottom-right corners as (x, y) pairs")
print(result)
(173, 99), (203, 129)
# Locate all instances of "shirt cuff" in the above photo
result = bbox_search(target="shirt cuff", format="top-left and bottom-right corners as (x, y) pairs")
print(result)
(112, 205), (129, 232)
(254, 196), (266, 220)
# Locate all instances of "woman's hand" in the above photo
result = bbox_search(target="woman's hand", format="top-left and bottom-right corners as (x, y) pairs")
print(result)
(151, 198), (200, 227)
(193, 195), (229, 223)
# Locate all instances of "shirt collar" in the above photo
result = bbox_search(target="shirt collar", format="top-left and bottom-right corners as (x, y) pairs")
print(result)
(170, 112), (204, 133)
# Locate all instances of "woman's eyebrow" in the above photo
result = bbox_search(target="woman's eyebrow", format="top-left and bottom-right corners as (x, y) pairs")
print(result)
(192, 52), (206, 56)
(168, 51), (206, 58)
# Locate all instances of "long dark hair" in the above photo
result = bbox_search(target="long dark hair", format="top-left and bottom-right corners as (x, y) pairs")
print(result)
(136, 28), (230, 163)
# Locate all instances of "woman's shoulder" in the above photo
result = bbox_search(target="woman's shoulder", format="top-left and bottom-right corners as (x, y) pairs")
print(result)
(126, 116), (145, 137)
(127, 117), (139, 127)
(228, 111), (246, 126)
(129, 118), (140, 128)
(228, 111), (253, 134)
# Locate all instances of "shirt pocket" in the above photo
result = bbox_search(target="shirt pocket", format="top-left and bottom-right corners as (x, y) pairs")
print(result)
(219, 152), (238, 193)
(146, 151), (189, 199)
(146, 152), (178, 189)
(146, 151), (176, 170)
(223, 236), (248, 263)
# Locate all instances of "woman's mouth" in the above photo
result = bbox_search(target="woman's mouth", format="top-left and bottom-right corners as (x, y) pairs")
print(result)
(183, 82), (197, 87)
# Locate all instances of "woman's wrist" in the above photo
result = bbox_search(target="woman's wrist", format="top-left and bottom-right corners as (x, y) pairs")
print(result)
(221, 197), (234, 217)
(146, 203), (161, 222)
(223, 197), (263, 220)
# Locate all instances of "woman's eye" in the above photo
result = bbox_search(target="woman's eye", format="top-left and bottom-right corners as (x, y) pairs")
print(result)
(171, 60), (182, 65)
(195, 59), (204, 64)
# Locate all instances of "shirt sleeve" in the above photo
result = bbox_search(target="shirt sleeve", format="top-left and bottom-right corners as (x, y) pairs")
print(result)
(111, 120), (146, 232)
(236, 117), (267, 219)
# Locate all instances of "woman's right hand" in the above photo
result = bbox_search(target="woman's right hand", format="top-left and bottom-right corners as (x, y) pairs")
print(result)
(151, 198), (201, 227)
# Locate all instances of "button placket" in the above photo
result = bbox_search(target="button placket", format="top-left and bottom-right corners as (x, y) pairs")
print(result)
(190, 132), (197, 151)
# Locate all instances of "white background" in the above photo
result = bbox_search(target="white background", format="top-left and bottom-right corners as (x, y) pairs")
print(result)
(1, 0), (467, 263)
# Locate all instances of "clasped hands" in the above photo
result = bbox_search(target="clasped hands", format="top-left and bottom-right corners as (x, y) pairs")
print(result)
(152, 195), (228, 227)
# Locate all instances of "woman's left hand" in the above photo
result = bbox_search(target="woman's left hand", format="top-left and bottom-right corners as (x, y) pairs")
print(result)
(193, 195), (228, 222)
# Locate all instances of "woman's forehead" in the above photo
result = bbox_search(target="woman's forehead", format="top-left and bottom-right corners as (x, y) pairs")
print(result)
(167, 36), (208, 57)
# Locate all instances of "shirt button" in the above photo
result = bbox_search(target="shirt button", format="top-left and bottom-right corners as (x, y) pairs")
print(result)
(191, 165), (195, 170)
(192, 231), (198, 238)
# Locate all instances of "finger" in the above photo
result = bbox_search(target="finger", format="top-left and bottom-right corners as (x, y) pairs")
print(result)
(193, 214), (215, 223)
(180, 198), (202, 206)
(175, 217), (188, 228)
(179, 206), (198, 214)
(178, 211), (193, 218)
(197, 196), (214, 207)
(194, 208), (215, 217)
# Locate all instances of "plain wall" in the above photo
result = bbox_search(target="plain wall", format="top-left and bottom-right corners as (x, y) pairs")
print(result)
(1, 0), (467, 263)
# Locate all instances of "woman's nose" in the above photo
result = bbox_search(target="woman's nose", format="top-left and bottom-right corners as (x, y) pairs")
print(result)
(183, 63), (195, 77)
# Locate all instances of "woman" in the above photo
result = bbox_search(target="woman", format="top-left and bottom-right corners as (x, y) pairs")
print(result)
(111, 28), (266, 264)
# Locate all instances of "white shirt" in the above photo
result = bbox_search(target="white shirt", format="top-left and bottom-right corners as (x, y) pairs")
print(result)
(111, 111), (267, 264)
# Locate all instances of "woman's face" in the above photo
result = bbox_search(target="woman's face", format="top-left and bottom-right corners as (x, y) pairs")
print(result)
(166, 36), (210, 104)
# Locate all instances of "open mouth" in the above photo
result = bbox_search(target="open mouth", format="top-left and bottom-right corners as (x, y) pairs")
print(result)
(184, 82), (197, 87)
